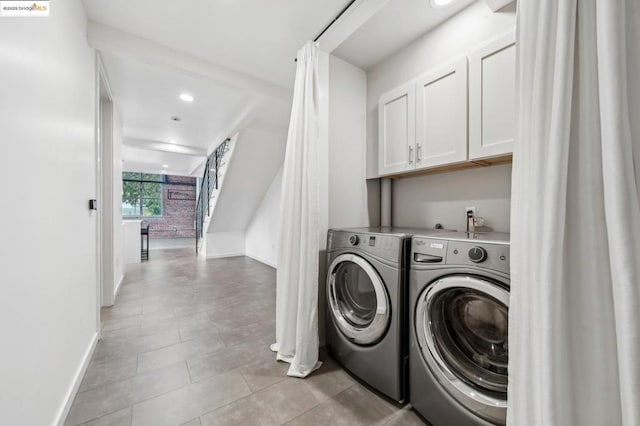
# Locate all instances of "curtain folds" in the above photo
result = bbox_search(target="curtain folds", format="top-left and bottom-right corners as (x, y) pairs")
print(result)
(509, 1), (640, 425)
(270, 41), (322, 378)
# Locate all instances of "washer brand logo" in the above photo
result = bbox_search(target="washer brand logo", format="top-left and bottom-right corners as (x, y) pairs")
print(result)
(0, 1), (50, 17)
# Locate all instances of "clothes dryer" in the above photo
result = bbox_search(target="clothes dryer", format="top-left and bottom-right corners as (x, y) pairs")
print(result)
(326, 227), (414, 403)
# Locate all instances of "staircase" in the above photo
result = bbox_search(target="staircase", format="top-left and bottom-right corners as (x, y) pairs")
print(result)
(195, 138), (232, 254)
(194, 127), (287, 259)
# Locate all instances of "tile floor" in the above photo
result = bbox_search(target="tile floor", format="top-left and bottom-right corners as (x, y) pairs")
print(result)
(65, 247), (427, 426)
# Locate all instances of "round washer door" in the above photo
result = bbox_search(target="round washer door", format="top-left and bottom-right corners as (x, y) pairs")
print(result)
(416, 275), (509, 424)
(327, 253), (390, 345)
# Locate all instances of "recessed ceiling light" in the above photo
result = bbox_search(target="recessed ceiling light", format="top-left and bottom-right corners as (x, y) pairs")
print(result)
(162, 164), (169, 168)
(179, 93), (194, 102)
(430, 0), (454, 7)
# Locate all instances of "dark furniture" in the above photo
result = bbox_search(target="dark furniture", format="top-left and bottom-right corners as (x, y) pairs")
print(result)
(141, 225), (149, 261)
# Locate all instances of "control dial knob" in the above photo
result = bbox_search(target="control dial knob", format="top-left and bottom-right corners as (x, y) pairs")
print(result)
(348, 235), (359, 246)
(468, 246), (488, 263)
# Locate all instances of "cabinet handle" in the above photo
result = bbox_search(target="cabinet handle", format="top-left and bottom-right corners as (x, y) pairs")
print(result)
(408, 146), (414, 164)
(416, 143), (422, 163)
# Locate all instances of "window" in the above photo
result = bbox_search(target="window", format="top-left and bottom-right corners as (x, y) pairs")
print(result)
(122, 172), (163, 217)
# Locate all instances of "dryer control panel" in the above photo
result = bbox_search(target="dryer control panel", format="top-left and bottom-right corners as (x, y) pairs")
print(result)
(411, 236), (510, 275)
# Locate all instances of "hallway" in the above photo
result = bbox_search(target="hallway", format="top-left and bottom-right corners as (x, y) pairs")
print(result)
(65, 249), (424, 426)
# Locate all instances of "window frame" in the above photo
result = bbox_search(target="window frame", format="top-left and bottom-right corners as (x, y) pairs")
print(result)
(122, 173), (165, 218)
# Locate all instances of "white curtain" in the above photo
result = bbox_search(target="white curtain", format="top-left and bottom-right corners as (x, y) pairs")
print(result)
(509, 1), (640, 425)
(270, 41), (322, 378)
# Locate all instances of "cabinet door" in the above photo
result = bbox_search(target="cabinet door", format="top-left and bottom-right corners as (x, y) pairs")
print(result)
(469, 30), (516, 160)
(378, 82), (415, 176)
(415, 58), (468, 169)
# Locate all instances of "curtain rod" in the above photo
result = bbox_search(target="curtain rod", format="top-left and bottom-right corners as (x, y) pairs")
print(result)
(314, 0), (358, 42)
(294, 0), (358, 62)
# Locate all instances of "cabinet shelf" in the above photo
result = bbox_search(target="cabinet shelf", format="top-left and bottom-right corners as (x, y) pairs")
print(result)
(387, 154), (512, 180)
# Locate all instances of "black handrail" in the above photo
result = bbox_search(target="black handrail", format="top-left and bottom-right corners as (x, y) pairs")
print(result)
(195, 139), (230, 253)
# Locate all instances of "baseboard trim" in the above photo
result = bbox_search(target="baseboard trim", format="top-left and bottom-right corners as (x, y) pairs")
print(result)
(245, 253), (277, 269)
(205, 252), (246, 260)
(114, 274), (124, 297)
(55, 332), (98, 426)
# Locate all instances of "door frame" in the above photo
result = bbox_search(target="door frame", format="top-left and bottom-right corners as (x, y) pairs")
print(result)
(95, 54), (117, 335)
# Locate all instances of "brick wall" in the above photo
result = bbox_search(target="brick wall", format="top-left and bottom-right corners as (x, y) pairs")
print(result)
(143, 175), (197, 239)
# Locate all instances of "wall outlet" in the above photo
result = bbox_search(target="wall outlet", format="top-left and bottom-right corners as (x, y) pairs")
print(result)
(465, 206), (476, 216)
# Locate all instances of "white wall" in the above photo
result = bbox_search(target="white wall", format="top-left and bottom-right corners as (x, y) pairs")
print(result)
(0, 1), (99, 425)
(367, 1), (516, 231)
(245, 168), (282, 267)
(393, 163), (512, 232)
(205, 127), (286, 258)
(123, 220), (142, 267)
(208, 128), (287, 233)
(206, 231), (246, 258)
(328, 55), (372, 228)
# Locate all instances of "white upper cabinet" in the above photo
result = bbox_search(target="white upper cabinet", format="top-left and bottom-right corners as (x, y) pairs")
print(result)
(415, 58), (468, 170)
(378, 81), (415, 176)
(469, 30), (516, 160)
(375, 32), (515, 177)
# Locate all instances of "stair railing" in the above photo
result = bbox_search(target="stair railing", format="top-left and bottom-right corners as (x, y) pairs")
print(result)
(195, 138), (231, 253)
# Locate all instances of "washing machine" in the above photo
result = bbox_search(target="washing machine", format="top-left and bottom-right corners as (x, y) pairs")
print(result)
(325, 227), (414, 403)
(409, 232), (510, 425)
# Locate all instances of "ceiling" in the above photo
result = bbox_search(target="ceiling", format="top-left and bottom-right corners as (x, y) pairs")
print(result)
(333, 0), (478, 69)
(83, 0), (348, 88)
(83, 0), (348, 176)
(122, 145), (202, 177)
(102, 53), (252, 150)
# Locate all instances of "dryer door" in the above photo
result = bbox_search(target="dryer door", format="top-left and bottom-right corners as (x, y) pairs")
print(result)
(327, 253), (390, 345)
(416, 275), (508, 424)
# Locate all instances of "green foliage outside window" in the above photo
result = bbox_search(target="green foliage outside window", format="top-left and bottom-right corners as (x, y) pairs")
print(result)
(122, 173), (163, 217)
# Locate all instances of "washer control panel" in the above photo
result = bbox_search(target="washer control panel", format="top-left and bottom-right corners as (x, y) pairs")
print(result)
(328, 230), (403, 263)
(468, 246), (488, 263)
(412, 237), (509, 274)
